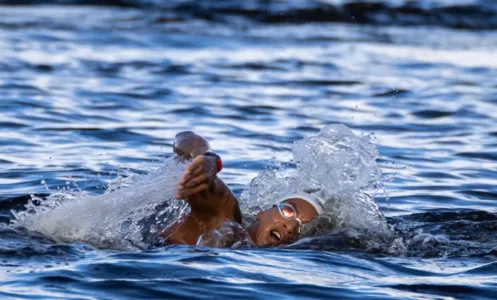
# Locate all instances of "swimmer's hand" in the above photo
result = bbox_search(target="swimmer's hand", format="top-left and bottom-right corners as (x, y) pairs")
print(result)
(176, 155), (218, 199)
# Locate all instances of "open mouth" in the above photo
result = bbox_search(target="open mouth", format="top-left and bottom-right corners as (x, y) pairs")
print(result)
(270, 229), (282, 242)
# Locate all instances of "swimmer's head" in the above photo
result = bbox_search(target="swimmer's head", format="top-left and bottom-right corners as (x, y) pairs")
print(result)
(248, 192), (324, 247)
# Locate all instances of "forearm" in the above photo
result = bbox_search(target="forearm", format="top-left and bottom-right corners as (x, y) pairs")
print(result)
(188, 177), (241, 223)
(173, 131), (241, 223)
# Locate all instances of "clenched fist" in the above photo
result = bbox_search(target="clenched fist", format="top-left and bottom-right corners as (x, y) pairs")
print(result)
(176, 155), (218, 199)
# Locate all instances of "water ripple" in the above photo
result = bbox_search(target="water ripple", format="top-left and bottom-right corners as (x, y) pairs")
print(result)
(0, 2), (496, 299)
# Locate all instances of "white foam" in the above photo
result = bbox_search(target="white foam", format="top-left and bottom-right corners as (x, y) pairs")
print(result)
(13, 124), (388, 249)
(12, 157), (188, 249)
(240, 124), (388, 233)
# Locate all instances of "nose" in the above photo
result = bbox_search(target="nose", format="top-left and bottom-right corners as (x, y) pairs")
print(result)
(283, 221), (299, 236)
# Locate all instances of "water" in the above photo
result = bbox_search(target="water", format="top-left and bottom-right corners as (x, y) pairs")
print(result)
(1, 0), (497, 298)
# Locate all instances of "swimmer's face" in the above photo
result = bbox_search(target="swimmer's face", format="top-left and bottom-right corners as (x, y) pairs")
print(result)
(251, 198), (319, 247)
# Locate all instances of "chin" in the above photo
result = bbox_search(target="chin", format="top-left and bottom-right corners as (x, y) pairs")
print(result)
(254, 234), (272, 247)
(255, 237), (269, 247)
(255, 236), (278, 247)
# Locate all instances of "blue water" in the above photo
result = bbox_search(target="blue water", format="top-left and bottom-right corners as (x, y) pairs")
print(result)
(1, 1), (497, 299)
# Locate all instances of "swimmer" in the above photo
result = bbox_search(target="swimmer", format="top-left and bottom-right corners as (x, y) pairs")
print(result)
(159, 131), (324, 247)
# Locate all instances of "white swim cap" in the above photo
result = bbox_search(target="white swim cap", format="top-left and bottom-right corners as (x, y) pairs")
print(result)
(274, 192), (325, 215)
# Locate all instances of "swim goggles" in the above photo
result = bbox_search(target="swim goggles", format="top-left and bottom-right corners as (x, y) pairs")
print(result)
(275, 203), (302, 234)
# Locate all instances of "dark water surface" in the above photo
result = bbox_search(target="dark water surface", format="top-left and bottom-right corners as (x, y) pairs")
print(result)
(1, 0), (497, 299)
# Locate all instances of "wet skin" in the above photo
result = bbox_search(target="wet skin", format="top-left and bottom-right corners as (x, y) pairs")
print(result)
(160, 131), (319, 247)
(248, 198), (319, 246)
(159, 131), (241, 245)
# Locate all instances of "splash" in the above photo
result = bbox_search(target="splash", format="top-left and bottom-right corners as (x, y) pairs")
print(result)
(12, 124), (388, 250)
(240, 124), (388, 234)
(12, 157), (189, 249)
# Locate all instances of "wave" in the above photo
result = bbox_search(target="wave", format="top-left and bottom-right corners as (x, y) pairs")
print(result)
(1, 0), (497, 30)
(6, 124), (387, 249)
(10, 158), (189, 250)
(3, 124), (496, 257)
(289, 209), (497, 258)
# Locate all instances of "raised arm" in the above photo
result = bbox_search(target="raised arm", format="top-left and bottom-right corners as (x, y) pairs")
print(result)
(173, 131), (241, 223)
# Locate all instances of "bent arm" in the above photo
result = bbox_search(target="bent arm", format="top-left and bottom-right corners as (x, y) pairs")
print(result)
(173, 131), (241, 223)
